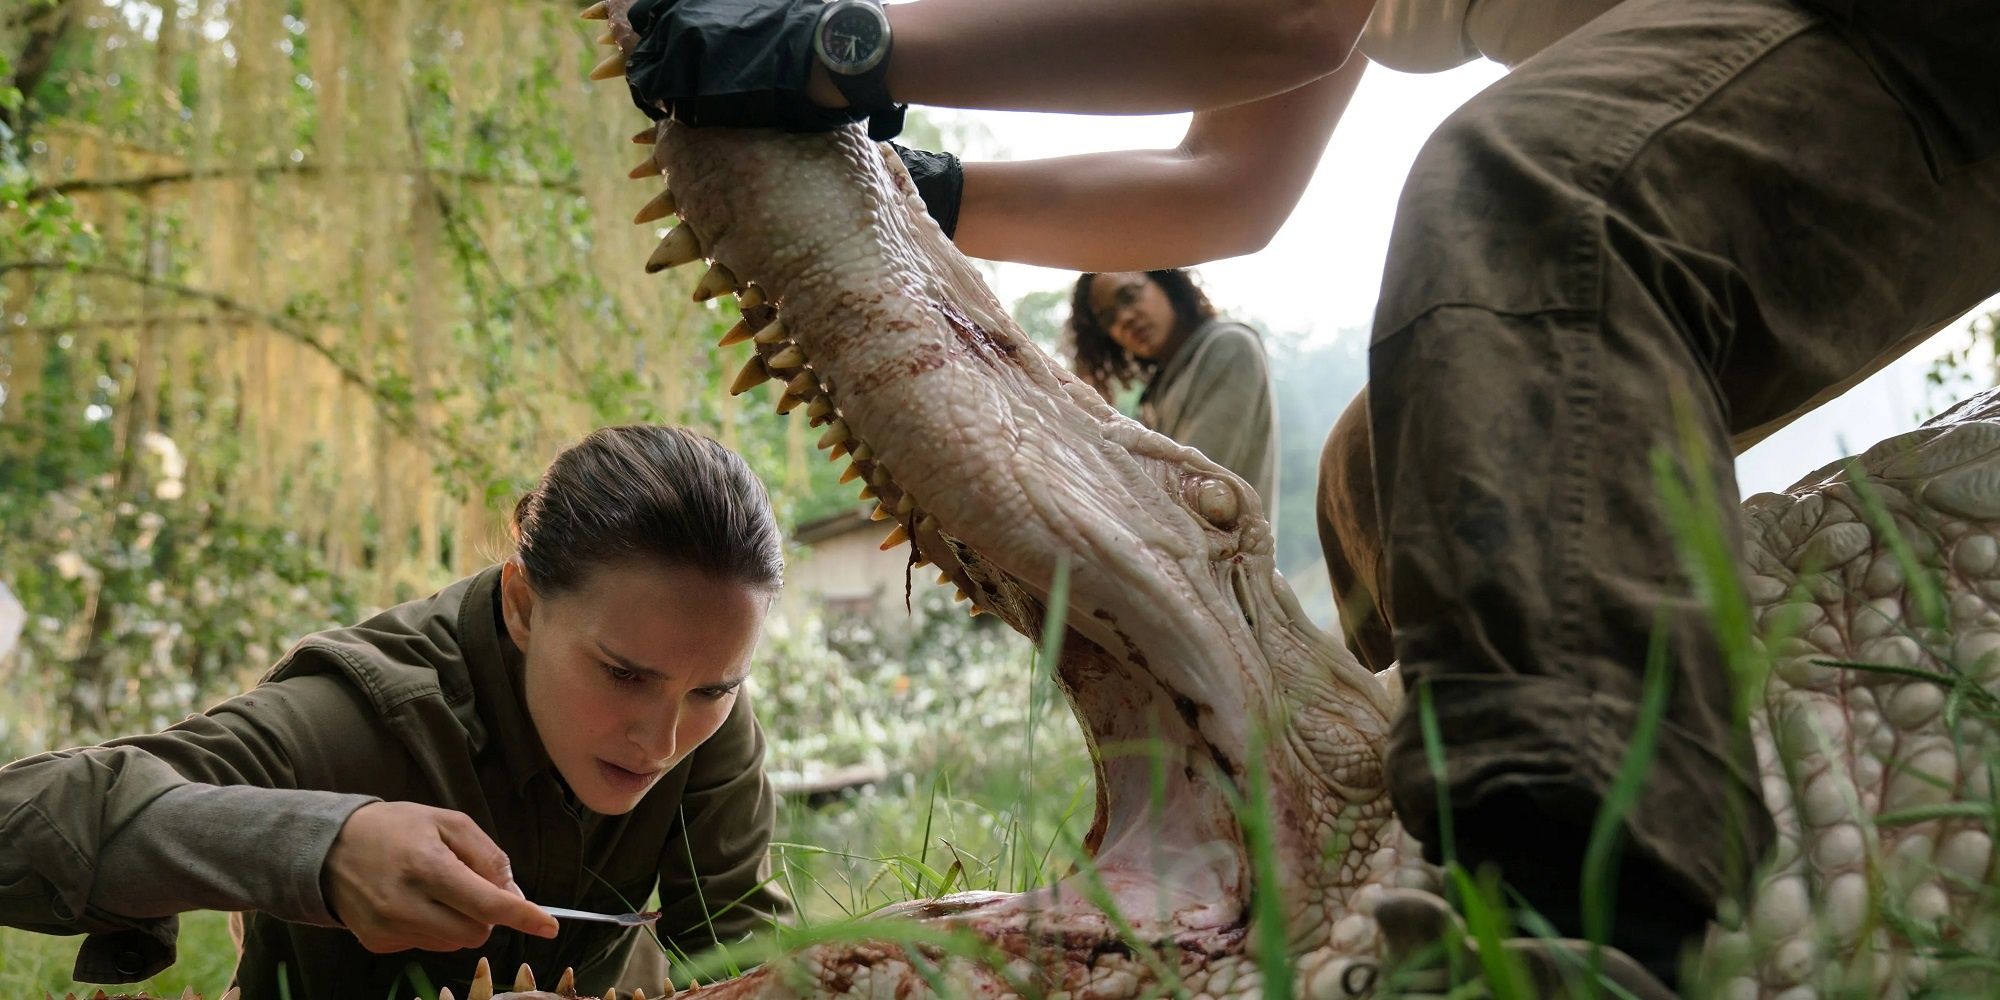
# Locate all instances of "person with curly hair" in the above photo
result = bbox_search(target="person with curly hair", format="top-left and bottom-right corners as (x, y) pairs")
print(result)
(1068, 269), (1279, 517)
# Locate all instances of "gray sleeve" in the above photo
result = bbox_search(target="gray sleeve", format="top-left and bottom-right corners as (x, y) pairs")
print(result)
(91, 782), (377, 925)
(1159, 327), (1278, 500)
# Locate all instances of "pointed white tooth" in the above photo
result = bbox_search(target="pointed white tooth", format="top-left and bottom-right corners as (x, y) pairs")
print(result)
(850, 443), (873, 462)
(817, 420), (849, 450)
(693, 263), (737, 302)
(739, 284), (767, 309)
(589, 52), (626, 80)
(596, 30), (616, 45)
(471, 958), (494, 1000)
(515, 963), (536, 992)
(628, 155), (660, 180)
(557, 968), (576, 995)
(767, 345), (805, 369)
(775, 392), (804, 414)
(633, 990), (647, 1000)
(870, 503), (892, 521)
(631, 126), (658, 144)
(438, 990), (455, 1000)
(788, 372), (820, 398)
(840, 463), (863, 484)
(717, 320), (753, 347)
(729, 356), (772, 396)
(634, 189), (678, 224)
(753, 319), (788, 345)
(645, 225), (700, 272)
(806, 397), (834, 420)
(857, 485), (876, 500)
(880, 524), (910, 550)
(580, 1), (610, 19)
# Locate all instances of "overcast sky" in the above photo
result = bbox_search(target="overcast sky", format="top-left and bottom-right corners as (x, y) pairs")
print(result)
(937, 60), (1997, 498)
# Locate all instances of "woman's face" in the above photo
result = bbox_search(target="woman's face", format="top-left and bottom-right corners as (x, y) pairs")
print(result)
(502, 560), (770, 815)
(1087, 272), (1182, 360)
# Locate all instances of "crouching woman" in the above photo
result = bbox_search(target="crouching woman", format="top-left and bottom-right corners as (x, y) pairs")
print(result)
(0, 425), (789, 998)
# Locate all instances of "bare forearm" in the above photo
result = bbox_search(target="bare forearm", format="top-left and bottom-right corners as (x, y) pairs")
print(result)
(882, 0), (1370, 114)
(952, 62), (1364, 269)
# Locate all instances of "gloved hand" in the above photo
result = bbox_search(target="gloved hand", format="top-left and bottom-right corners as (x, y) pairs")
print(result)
(891, 143), (964, 240)
(623, 0), (869, 133)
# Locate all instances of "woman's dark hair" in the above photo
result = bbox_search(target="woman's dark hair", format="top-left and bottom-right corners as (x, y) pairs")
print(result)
(510, 425), (784, 594)
(1066, 269), (1217, 394)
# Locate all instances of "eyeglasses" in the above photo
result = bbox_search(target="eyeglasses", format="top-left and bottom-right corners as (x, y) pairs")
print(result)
(1090, 277), (1149, 331)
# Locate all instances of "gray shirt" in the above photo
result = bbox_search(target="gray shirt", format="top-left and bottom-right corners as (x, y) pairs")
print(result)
(1139, 318), (1279, 520)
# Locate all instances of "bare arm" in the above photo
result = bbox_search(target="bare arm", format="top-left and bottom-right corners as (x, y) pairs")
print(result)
(878, 0), (1373, 114)
(948, 60), (1365, 270)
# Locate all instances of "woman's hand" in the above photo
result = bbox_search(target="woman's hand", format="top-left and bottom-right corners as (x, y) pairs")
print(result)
(323, 801), (559, 954)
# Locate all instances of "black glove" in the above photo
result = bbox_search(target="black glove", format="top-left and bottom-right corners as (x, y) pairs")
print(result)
(892, 143), (964, 240)
(624, 0), (864, 132)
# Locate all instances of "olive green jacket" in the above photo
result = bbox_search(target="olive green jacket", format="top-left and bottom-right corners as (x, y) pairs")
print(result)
(0, 566), (784, 998)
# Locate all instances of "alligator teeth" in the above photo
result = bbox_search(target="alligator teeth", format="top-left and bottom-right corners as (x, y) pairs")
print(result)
(557, 969), (576, 995)
(817, 420), (849, 450)
(589, 52), (626, 79)
(880, 524), (910, 550)
(768, 345), (805, 369)
(645, 225), (700, 273)
(439, 990), (455, 1000)
(717, 320), (753, 347)
(634, 189), (677, 224)
(628, 155), (660, 180)
(595, 30), (615, 46)
(729, 356), (771, 396)
(839, 463), (862, 484)
(857, 485), (876, 500)
(631, 126), (657, 144)
(633, 990), (647, 1000)
(580, 1), (609, 19)
(806, 397), (834, 420)
(870, 502), (891, 521)
(515, 963), (536, 992)
(603, 992), (617, 1000)
(850, 443), (873, 462)
(896, 494), (915, 517)
(739, 284), (767, 309)
(753, 319), (788, 345)
(968, 605), (984, 617)
(787, 372), (821, 399)
(954, 588), (969, 603)
(775, 392), (804, 414)
(692, 263), (737, 302)
(470, 958), (493, 1000)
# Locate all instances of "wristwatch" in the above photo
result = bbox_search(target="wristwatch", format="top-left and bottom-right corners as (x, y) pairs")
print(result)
(813, 0), (906, 140)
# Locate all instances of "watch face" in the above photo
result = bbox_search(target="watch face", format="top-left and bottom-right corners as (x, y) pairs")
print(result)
(818, 3), (888, 75)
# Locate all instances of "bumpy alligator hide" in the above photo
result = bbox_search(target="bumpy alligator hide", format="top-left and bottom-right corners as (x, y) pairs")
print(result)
(1707, 390), (2000, 999)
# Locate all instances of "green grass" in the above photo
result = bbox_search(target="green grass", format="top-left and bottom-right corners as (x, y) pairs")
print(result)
(0, 909), (238, 998)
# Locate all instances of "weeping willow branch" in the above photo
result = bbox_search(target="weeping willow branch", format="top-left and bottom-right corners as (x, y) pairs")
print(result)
(27, 162), (585, 201)
(0, 260), (486, 472)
